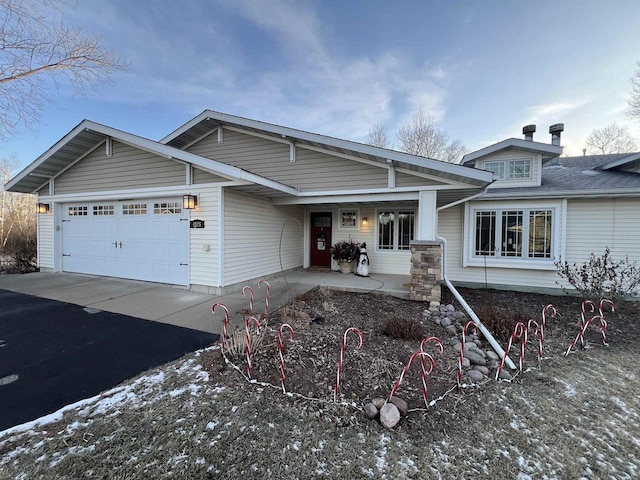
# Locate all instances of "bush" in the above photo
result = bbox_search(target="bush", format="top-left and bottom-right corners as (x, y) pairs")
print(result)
(555, 247), (640, 302)
(477, 303), (527, 344)
(382, 316), (424, 341)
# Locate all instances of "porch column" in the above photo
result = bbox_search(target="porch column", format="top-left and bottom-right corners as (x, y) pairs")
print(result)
(409, 240), (443, 302)
(417, 191), (437, 241)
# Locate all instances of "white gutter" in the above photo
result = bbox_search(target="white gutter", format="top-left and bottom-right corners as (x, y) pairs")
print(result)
(436, 189), (517, 370)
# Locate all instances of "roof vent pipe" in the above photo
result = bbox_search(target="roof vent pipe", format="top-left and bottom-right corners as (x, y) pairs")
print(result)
(522, 124), (536, 141)
(549, 123), (564, 146)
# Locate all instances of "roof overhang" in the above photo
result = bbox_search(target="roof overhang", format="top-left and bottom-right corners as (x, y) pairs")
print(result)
(162, 110), (494, 188)
(462, 138), (563, 166)
(599, 152), (640, 171)
(5, 120), (298, 196)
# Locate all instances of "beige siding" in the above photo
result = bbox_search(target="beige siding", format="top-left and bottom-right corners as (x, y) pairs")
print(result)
(223, 190), (304, 285)
(189, 186), (220, 287)
(395, 172), (441, 188)
(193, 167), (226, 184)
(480, 149), (542, 188)
(187, 129), (388, 192)
(37, 183), (49, 195)
(55, 141), (186, 194)
(37, 211), (54, 269)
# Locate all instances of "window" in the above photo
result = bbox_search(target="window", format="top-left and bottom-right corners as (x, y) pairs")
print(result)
(68, 206), (88, 216)
(339, 209), (358, 229)
(483, 158), (532, 181)
(473, 208), (553, 260)
(377, 210), (415, 251)
(154, 202), (182, 214)
(122, 203), (147, 215)
(93, 205), (114, 216)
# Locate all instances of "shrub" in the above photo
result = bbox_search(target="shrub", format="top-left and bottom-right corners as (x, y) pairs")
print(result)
(477, 303), (527, 344)
(555, 247), (640, 302)
(330, 240), (358, 262)
(382, 316), (424, 341)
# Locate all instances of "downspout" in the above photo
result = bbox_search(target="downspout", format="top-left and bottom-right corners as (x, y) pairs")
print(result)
(436, 189), (516, 370)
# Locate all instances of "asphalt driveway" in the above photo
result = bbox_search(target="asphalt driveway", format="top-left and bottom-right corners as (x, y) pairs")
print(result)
(0, 289), (216, 431)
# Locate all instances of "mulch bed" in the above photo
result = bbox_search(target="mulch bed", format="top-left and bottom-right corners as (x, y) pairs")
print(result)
(201, 286), (639, 428)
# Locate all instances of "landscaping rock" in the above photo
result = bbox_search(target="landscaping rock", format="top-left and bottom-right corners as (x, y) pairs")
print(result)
(494, 369), (513, 381)
(485, 350), (500, 361)
(364, 403), (378, 419)
(440, 317), (452, 328)
(371, 397), (386, 409)
(461, 357), (470, 368)
(488, 360), (500, 370)
(446, 326), (458, 335)
(445, 304), (455, 313)
(463, 350), (487, 366)
(467, 369), (485, 382)
(453, 311), (466, 319)
(475, 365), (490, 376)
(433, 317), (441, 325)
(449, 337), (461, 346)
(389, 396), (409, 417)
(380, 403), (401, 429)
(429, 301), (440, 309)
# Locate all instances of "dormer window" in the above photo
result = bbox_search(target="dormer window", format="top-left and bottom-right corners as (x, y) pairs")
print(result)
(483, 158), (532, 181)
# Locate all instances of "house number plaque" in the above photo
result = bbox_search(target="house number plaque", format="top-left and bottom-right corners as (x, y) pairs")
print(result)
(190, 219), (205, 228)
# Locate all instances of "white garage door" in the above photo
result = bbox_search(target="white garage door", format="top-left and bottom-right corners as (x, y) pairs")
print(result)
(61, 199), (189, 285)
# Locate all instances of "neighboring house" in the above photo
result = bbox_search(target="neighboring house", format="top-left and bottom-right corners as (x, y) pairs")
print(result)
(5, 110), (492, 297)
(444, 124), (640, 296)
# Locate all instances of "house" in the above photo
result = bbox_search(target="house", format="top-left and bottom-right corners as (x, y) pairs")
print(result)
(5, 110), (493, 300)
(443, 124), (640, 297)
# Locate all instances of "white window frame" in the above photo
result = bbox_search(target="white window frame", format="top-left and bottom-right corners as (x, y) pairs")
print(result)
(482, 158), (533, 181)
(463, 200), (564, 270)
(375, 208), (416, 252)
(338, 208), (359, 230)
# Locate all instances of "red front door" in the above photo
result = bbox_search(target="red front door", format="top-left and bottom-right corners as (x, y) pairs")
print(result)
(310, 212), (332, 267)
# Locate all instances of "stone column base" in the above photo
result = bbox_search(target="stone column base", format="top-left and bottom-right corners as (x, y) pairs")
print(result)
(409, 241), (443, 302)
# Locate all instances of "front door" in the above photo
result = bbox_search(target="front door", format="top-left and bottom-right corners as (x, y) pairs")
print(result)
(310, 212), (332, 267)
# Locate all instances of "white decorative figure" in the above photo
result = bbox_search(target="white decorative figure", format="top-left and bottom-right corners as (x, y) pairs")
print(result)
(355, 242), (369, 277)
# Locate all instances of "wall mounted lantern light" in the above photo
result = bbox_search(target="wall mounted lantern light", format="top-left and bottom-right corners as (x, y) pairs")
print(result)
(37, 202), (50, 214)
(361, 217), (369, 227)
(182, 194), (198, 210)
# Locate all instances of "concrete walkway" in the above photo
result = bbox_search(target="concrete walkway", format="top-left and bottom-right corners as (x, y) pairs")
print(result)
(0, 270), (410, 334)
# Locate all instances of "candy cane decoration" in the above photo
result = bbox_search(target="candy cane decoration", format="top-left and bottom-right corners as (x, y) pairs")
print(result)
(242, 286), (255, 316)
(598, 299), (615, 346)
(579, 300), (595, 348)
(496, 322), (526, 380)
(527, 319), (542, 365)
(388, 351), (435, 403)
(212, 303), (230, 352)
(258, 279), (271, 319)
(277, 323), (295, 393)
(244, 315), (261, 377)
(565, 315), (604, 356)
(458, 321), (478, 387)
(419, 337), (443, 405)
(540, 304), (556, 358)
(334, 327), (363, 402)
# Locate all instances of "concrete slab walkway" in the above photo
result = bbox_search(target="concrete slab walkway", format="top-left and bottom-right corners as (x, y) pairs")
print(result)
(0, 270), (410, 334)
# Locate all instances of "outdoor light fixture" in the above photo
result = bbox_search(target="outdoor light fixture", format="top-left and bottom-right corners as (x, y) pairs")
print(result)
(182, 194), (198, 210)
(37, 202), (50, 214)
(361, 217), (369, 227)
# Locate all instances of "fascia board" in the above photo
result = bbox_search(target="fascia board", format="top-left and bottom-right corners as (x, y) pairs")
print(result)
(476, 188), (640, 200)
(165, 110), (493, 186)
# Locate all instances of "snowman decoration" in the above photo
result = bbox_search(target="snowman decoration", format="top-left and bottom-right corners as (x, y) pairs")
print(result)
(355, 242), (370, 277)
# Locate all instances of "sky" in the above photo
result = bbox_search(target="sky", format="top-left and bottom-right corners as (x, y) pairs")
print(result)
(3, 0), (640, 171)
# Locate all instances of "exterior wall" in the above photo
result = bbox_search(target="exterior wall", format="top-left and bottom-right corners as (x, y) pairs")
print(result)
(37, 210), (54, 269)
(188, 185), (220, 288)
(223, 189), (304, 286)
(193, 167), (226, 184)
(395, 172), (441, 187)
(55, 141), (186, 194)
(440, 198), (640, 295)
(186, 129), (389, 192)
(477, 149), (542, 189)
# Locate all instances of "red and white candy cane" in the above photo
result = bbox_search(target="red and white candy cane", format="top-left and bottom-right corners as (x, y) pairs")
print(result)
(598, 299), (615, 346)
(388, 351), (435, 403)
(579, 300), (596, 348)
(334, 327), (363, 402)
(258, 279), (271, 319)
(244, 315), (261, 377)
(496, 322), (526, 380)
(242, 285), (255, 316)
(277, 323), (295, 393)
(212, 303), (230, 352)
(458, 321), (478, 387)
(565, 315), (604, 356)
(527, 319), (542, 365)
(419, 337), (442, 406)
(540, 304), (556, 357)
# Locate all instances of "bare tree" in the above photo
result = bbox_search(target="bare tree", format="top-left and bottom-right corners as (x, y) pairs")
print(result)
(585, 122), (638, 154)
(367, 123), (390, 148)
(628, 61), (640, 120)
(0, 0), (124, 137)
(396, 108), (467, 163)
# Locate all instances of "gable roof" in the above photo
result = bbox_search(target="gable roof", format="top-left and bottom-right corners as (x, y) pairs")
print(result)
(162, 110), (493, 187)
(597, 152), (640, 171)
(461, 138), (563, 165)
(5, 120), (299, 195)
